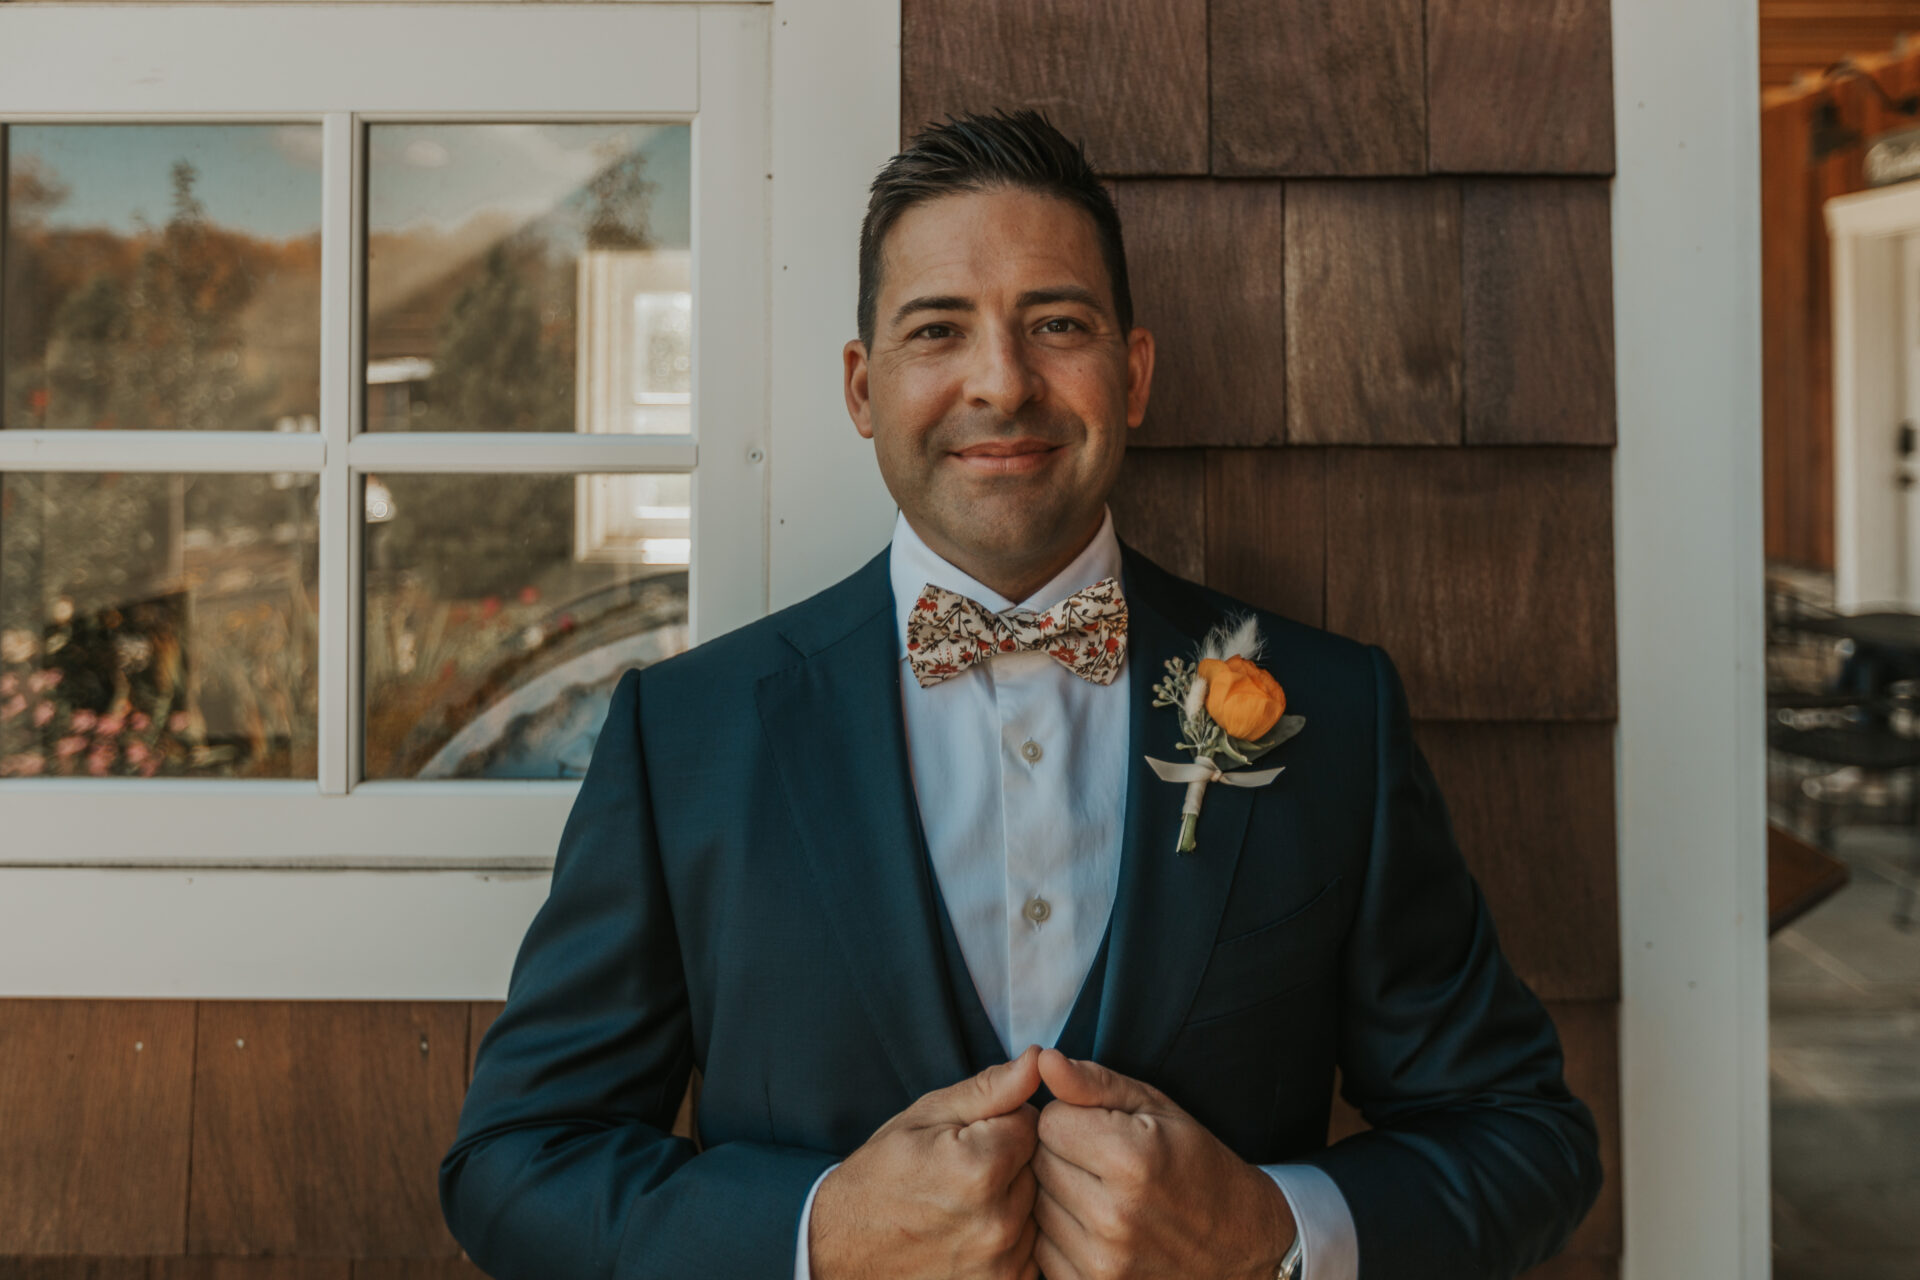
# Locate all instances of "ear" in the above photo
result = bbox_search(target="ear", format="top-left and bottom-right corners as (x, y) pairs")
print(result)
(844, 338), (875, 439)
(1124, 326), (1155, 429)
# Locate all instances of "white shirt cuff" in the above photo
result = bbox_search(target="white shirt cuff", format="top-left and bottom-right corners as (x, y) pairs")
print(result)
(1259, 1162), (1359, 1280)
(792, 1160), (841, 1280)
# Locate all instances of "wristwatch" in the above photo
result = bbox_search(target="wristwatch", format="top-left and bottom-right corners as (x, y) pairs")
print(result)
(1274, 1232), (1303, 1280)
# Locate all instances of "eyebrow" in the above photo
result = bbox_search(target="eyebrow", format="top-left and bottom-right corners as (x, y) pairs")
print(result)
(888, 286), (1109, 330)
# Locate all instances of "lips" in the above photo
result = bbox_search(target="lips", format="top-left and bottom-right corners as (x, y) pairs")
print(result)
(953, 438), (1056, 458)
(949, 438), (1060, 474)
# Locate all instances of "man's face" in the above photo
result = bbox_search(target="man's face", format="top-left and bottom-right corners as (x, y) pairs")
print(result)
(844, 185), (1153, 583)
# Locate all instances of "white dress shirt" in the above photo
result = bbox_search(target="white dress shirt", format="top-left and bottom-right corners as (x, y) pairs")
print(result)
(790, 507), (1358, 1279)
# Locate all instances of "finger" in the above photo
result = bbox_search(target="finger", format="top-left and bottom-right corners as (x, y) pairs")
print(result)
(1031, 1139), (1105, 1219)
(921, 1043), (1042, 1126)
(1035, 1097), (1149, 1178)
(956, 1105), (1042, 1173)
(1034, 1182), (1099, 1258)
(1037, 1047), (1162, 1113)
(1006, 1209), (1038, 1265)
(1034, 1216), (1090, 1280)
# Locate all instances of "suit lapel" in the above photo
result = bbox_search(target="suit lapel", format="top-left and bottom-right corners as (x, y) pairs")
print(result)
(755, 550), (973, 1102)
(1092, 544), (1258, 1076)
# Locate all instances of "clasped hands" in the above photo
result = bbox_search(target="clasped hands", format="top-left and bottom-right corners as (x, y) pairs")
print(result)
(809, 1044), (1297, 1280)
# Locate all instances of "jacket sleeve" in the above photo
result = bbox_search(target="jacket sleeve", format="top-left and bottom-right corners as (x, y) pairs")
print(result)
(438, 668), (839, 1279)
(1300, 644), (1605, 1278)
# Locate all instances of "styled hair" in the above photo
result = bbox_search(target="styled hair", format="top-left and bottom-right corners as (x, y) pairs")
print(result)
(855, 108), (1132, 347)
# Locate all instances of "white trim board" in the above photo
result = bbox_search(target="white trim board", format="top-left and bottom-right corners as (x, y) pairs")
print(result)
(0, 867), (552, 999)
(1611, 0), (1771, 1274)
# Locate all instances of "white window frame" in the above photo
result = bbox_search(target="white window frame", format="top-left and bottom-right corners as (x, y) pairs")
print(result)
(0, 1), (903, 996)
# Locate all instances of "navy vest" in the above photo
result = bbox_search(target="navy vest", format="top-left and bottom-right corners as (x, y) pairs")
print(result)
(925, 867), (1113, 1110)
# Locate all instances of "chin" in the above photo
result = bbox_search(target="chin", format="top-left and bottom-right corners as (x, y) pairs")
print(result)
(946, 503), (1080, 558)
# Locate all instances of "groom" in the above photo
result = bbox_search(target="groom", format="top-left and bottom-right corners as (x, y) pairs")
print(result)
(440, 110), (1601, 1280)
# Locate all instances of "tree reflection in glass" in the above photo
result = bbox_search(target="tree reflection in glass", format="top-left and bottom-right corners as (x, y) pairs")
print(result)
(364, 123), (692, 436)
(2, 124), (323, 433)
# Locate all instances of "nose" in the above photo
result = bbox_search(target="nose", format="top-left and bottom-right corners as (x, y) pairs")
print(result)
(962, 321), (1044, 418)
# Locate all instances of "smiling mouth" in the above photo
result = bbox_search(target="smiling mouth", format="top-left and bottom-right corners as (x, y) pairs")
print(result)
(950, 439), (1061, 474)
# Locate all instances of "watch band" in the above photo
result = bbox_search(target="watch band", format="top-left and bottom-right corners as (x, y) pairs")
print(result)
(1275, 1231), (1304, 1280)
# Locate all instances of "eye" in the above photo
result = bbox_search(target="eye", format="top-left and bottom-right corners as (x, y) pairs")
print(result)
(910, 322), (957, 340)
(1036, 317), (1084, 334)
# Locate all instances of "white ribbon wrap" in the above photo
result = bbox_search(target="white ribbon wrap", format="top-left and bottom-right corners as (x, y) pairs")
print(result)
(1143, 756), (1286, 853)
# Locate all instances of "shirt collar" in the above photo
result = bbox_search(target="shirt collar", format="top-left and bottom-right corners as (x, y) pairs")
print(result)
(888, 506), (1123, 661)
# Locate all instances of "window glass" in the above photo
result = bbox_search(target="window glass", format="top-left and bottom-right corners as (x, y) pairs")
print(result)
(0, 471), (320, 778)
(2, 124), (323, 432)
(363, 123), (692, 435)
(362, 471), (689, 780)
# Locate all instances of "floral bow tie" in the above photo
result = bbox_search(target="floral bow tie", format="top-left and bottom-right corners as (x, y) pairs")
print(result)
(905, 577), (1128, 688)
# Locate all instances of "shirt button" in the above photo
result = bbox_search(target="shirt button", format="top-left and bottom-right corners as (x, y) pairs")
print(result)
(1019, 739), (1043, 763)
(1023, 896), (1051, 924)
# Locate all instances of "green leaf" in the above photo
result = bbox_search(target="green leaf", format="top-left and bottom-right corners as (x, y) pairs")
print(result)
(1229, 713), (1306, 763)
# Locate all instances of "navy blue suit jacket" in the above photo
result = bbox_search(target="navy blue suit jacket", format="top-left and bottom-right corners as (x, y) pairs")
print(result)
(439, 539), (1602, 1278)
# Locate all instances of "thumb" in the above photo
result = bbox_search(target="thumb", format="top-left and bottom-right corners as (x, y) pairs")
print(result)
(1038, 1048), (1164, 1113)
(920, 1043), (1041, 1127)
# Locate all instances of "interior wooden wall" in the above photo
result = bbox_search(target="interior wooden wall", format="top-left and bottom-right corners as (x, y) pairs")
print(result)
(1762, 0), (1920, 90)
(1762, 41), (1920, 572)
(0, 2), (1619, 1277)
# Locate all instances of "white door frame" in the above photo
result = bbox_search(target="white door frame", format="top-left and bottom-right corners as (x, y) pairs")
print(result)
(1612, 0), (1771, 1276)
(1825, 180), (1920, 610)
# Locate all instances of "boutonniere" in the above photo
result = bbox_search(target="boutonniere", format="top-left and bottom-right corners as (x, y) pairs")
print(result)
(1147, 616), (1305, 854)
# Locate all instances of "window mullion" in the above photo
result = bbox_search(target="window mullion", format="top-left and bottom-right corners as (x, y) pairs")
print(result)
(318, 112), (359, 796)
(0, 431), (324, 473)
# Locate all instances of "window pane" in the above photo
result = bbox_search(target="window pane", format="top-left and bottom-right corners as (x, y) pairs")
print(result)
(364, 123), (692, 435)
(2, 125), (323, 432)
(362, 472), (689, 780)
(0, 472), (320, 778)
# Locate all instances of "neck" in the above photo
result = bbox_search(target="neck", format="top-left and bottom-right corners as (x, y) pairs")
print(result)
(906, 509), (1108, 604)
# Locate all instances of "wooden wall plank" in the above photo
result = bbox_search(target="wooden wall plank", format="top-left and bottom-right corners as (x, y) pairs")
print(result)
(0, 1000), (194, 1255)
(1326, 1000), (1620, 1261)
(1115, 181), (1286, 447)
(1428, 0), (1615, 174)
(1412, 722), (1620, 1001)
(1210, 0), (1426, 176)
(1285, 182), (1463, 445)
(1202, 448), (1327, 629)
(1325, 448), (1616, 720)
(152, 1263), (349, 1280)
(351, 1262), (487, 1280)
(1109, 448), (1206, 580)
(187, 1004), (468, 1258)
(1463, 180), (1617, 446)
(899, 0), (1207, 175)
(0, 1262), (148, 1279)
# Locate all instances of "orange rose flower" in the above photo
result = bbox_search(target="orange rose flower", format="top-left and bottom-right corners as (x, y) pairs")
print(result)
(1196, 655), (1286, 740)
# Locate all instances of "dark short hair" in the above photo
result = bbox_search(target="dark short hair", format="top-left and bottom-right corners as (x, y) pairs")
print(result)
(856, 108), (1132, 348)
